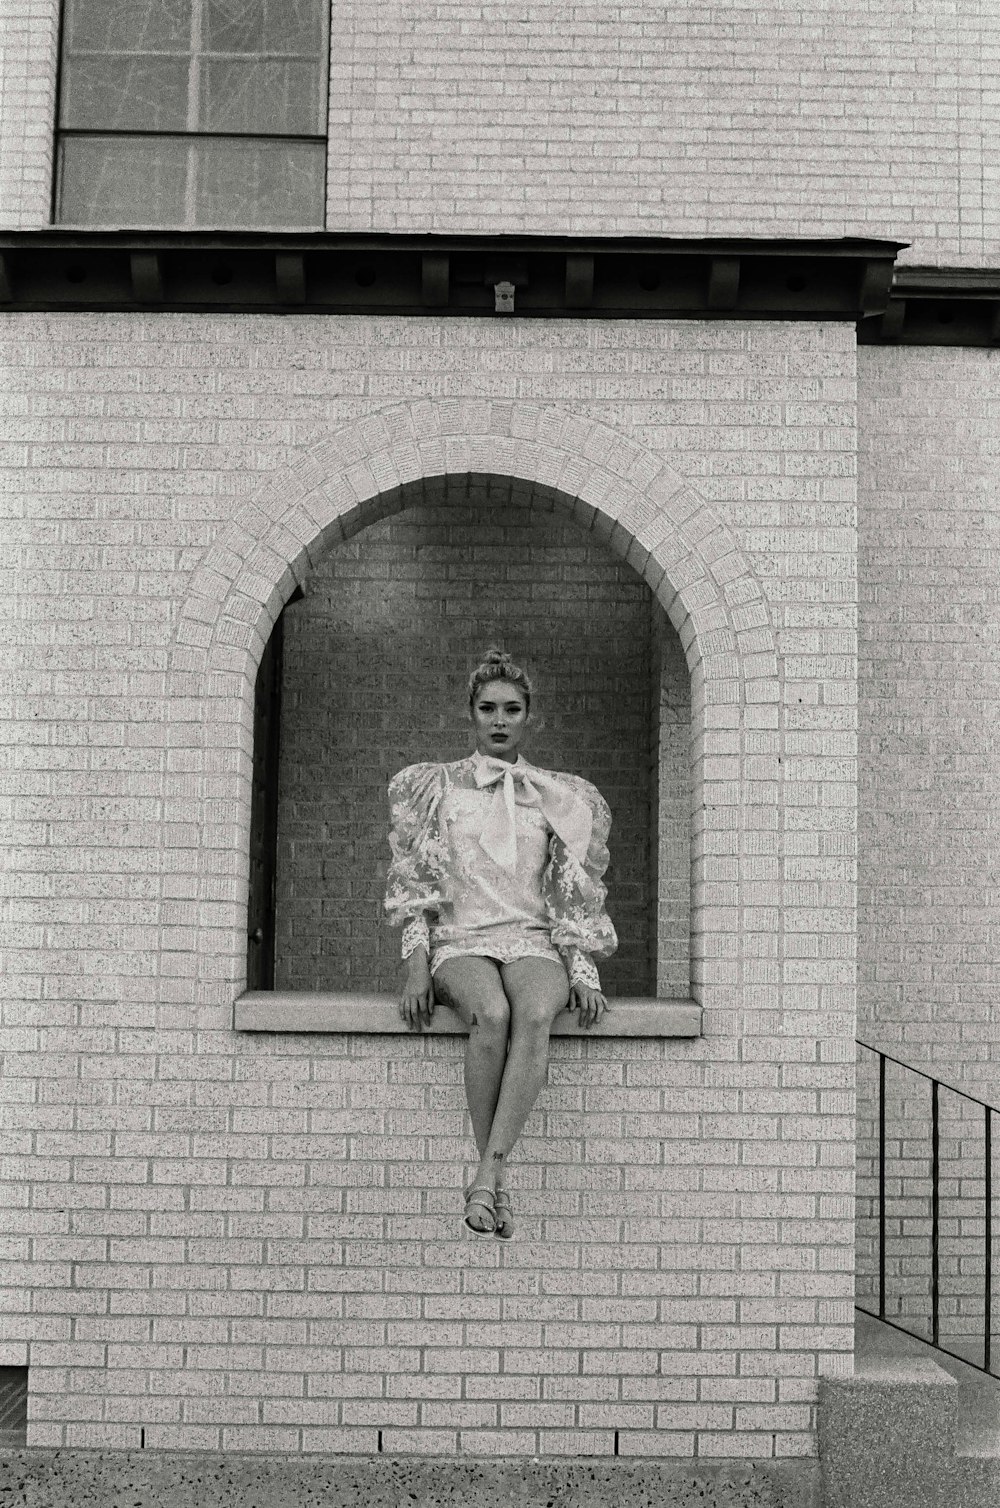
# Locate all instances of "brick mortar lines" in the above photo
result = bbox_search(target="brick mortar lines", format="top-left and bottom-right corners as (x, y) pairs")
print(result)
(1, 314), (857, 1456)
(2, 3), (999, 261)
(855, 344), (1000, 1342)
(273, 479), (679, 999)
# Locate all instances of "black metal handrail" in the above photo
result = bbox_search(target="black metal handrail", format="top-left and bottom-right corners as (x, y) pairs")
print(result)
(856, 1039), (996, 1376)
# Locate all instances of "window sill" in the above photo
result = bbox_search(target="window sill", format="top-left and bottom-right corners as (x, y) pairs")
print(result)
(234, 991), (702, 1038)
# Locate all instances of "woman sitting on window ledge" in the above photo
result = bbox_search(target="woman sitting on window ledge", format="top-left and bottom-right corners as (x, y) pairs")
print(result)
(384, 649), (617, 1239)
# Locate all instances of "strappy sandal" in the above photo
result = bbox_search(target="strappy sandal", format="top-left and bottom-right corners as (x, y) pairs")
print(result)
(463, 1184), (497, 1237)
(493, 1186), (514, 1241)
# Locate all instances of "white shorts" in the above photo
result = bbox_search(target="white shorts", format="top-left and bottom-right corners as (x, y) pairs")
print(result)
(430, 937), (564, 976)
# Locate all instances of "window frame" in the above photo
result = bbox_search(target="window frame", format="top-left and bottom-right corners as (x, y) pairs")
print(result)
(52, 0), (329, 229)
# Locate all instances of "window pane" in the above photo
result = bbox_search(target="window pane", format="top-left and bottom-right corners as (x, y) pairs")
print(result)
(204, 0), (327, 56)
(200, 58), (323, 135)
(57, 136), (189, 226)
(60, 55), (190, 131)
(65, 0), (192, 53)
(58, 135), (324, 228)
(194, 138), (324, 227)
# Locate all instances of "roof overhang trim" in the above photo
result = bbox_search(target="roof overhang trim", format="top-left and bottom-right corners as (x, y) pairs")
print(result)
(1, 233), (996, 344)
(0, 230), (906, 323)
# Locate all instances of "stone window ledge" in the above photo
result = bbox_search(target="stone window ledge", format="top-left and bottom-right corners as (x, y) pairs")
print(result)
(234, 991), (702, 1037)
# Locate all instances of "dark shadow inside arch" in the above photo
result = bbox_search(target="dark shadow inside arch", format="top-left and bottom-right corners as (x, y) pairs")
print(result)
(247, 473), (691, 999)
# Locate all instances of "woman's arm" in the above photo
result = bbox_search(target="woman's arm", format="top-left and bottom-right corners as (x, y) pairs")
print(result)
(384, 763), (448, 1032)
(384, 762), (448, 927)
(544, 778), (618, 1005)
(561, 944), (610, 1029)
(542, 775), (617, 1030)
(400, 914), (435, 1031)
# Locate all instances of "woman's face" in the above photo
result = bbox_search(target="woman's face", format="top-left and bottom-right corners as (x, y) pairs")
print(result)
(471, 679), (529, 763)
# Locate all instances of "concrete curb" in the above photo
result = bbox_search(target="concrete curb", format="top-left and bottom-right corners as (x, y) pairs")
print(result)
(0, 1450), (820, 1508)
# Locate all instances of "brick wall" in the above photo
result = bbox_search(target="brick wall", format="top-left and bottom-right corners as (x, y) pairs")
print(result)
(858, 346), (1000, 1095)
(0, 0), (58, 227)
(652, 611), (691, 999)
(274, 474), (684, 998)
(326, 0), (999, 265)
(855, 346), (1000, 1344)
(0, 314), (856, 1457)
(2, 2), (998, 265)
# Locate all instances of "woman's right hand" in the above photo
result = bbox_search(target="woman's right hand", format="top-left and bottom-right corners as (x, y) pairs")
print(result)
(400, 951), (435, 1032)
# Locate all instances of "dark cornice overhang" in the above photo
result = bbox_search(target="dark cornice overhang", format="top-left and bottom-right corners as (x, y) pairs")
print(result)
(0, 230), (903, 322)
(858, 266), (1000, 347)
(3, 233), (996, 344)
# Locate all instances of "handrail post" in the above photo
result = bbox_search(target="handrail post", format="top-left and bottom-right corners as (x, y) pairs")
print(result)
(878, 1051), (886, 1320)
(931, 1078), (940, 1348)
(857, 1038), (999, 1379)
(986, 1105), (993, 1373)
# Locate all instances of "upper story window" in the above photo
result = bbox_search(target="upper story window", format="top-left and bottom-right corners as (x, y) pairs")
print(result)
(55, 0), (328, 228)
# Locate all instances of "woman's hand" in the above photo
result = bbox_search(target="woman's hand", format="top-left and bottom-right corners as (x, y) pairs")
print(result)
(570, 985), (609, 1030)
(400, 950), (435, 1032)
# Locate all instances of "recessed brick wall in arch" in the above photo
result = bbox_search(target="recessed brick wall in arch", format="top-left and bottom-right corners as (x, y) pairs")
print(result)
(170, 398), (779, 1005)
(273, 473), (691, 999)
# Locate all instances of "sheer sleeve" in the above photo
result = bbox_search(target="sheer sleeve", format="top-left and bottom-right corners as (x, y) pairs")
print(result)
(401, 914), (431, 961)
(561, 945), (603, 991)
(543, 775), (618, 966)
(384, 762), (450, 933)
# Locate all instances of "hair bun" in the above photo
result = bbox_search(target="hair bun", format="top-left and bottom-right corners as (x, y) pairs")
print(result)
(467, 648), (533, 712)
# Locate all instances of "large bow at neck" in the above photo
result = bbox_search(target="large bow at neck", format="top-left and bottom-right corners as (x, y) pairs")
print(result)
(472, 754), (593, 873)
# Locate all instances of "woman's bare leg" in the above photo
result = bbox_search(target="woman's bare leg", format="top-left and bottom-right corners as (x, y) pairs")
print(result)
(433, 957), (510, 1229)
(471, 957), (569, 1201)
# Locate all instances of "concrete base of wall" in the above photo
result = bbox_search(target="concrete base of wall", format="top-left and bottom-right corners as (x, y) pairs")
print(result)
(0, 1450), (819, 1508)
(820, 1324), (1000, 1508)
(820, 1355), (959, 1508)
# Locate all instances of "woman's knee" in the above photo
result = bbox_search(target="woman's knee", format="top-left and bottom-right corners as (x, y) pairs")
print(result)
(512, 998), (561, 1039)
(469, 993), (511, 1039)
(435, 960), (510, 1039)
(504, 960), (570, 1037)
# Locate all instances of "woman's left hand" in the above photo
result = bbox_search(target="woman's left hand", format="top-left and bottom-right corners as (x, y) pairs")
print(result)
(570, 985), (609, 1030)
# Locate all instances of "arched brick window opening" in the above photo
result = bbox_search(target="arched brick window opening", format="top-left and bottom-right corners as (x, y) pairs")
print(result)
(247, 474), (691, 1000)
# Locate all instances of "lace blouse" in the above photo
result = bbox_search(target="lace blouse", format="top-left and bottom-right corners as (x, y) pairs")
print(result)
(384, 751), (618, 991)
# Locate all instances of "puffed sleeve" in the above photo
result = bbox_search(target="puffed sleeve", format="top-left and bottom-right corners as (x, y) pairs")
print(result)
(543, 776), (618, 977)
(383, 763), (450, 944)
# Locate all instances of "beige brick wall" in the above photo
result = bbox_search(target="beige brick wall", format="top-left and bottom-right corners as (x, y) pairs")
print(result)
(0, 314), (857, 1457)
(0, 0), (58, 227)
(326, 0), (999, 264)
(275, 475), (683, 998)
(858, 346), (1000, 1094)
(2, 1), (998, 265)
(855, 346), (1000, 1344)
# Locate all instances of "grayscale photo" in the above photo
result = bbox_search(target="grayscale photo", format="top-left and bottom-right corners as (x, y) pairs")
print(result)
(1, 2), (998, 1505)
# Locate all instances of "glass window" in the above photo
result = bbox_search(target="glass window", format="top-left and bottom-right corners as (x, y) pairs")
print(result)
(194, 137), (325, 227)
(203, 0), (327, 59)
(200, 59), (324, 136)
(56, 0), (328, 228)
(57, 136), (325, 229)
(64, 0), (193, 56)
(61, 57), (192, 133)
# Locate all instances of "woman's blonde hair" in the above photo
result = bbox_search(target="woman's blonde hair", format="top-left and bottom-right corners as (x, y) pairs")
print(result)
(467, 648), (532, 713)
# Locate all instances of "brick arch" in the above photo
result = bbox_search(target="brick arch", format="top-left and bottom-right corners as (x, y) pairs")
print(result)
(172, 399), (777, 713)
(170, 397), (780, 1005)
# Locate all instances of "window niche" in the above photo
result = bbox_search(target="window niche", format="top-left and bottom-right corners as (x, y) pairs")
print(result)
(244, 476), (695, 1025)
(55, 0), (329, 228)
